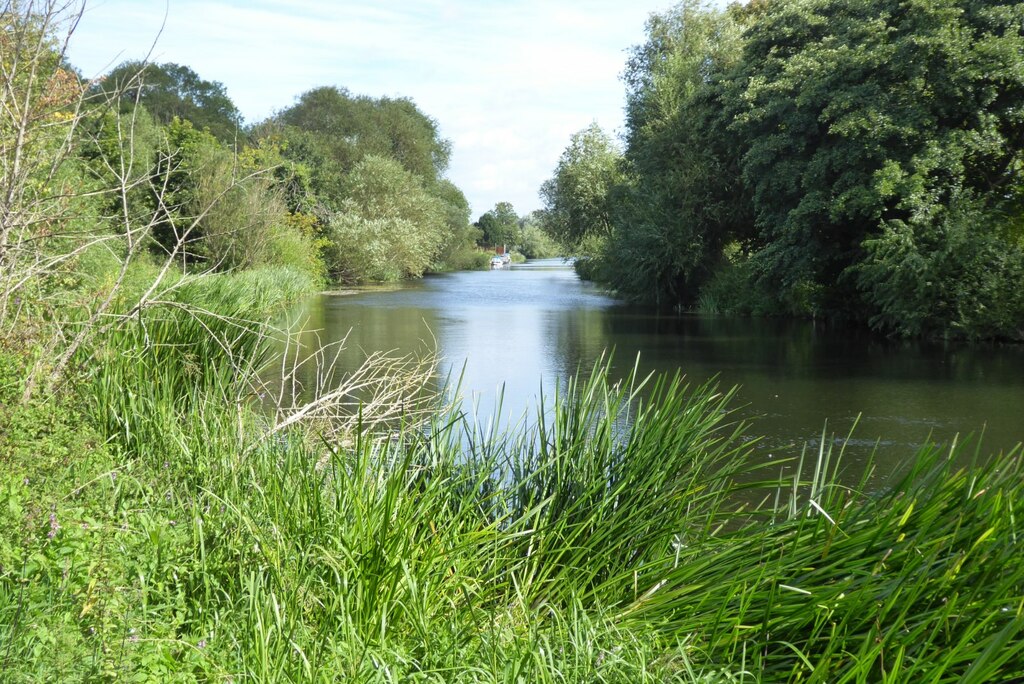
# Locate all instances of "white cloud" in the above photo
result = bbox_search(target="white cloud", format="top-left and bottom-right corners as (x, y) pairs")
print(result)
(69, 0), (675, 215)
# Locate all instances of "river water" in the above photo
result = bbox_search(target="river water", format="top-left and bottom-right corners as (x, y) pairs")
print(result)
(280, 259), (1024, 482)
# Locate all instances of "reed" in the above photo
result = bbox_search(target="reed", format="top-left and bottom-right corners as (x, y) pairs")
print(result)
(3, 298), (1022, 680)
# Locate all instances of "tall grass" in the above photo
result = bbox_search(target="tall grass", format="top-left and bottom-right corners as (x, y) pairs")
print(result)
(3, 286), (1023, 680)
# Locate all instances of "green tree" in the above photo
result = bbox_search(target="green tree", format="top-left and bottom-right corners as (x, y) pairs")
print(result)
(725, 0), (1024, 319)
(324, 155), (448, 282)
(276, 87), (451, 188)
(476, 202), (519, 248)
(93, 61), (242, 143)
(431, 180), (484, 270)
(604, 1), (750, 305)
(156, 118), (286, 271)
(517, 211), (560, 259)
(539, 123), (624, 254)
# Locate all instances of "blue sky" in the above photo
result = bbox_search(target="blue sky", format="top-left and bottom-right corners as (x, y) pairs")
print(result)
(67, 0), (676, 217)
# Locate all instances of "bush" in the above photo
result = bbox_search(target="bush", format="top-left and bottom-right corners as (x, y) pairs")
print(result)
(518, 222), (561, 259)
(430, 246), (491, 272)
(323, 156), (447, 282)
(858, 200), (1024, 340)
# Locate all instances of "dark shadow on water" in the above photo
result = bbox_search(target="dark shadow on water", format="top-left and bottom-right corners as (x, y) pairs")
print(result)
(268, 259), (1024, 487)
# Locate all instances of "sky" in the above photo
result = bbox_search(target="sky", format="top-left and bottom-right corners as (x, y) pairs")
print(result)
(65, 0), (676, 218)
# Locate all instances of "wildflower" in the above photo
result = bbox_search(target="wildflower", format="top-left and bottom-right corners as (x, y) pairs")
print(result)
(48, 512), (60, 539)
(197, 639), (207, 649)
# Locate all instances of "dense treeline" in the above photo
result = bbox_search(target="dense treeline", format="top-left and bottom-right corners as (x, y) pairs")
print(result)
(542, 0), (1024, 339)
(4, 6), (1024, 681)
(83, 61), (487, 286)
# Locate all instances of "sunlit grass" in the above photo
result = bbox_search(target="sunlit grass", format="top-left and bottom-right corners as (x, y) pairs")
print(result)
(2, 293), (1022, 681)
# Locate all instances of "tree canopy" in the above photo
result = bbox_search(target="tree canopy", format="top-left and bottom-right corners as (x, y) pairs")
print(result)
(542, 0), (1024, 338)
(93, 61), (242, 142)
(476, 202), (519, 248)
(539, 123), (623, 254)
(276, 86), (451, 187)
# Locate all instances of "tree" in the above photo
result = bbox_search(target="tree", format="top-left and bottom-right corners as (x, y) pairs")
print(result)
(603, 1), (750, 305)
(476, 201), (519, 248)
(725, 0), (1024, 318)
(431, 179), (483, 269)
(93, 61), (242, 142)
(276, 87), (451, 188)
(539, 123), (623, 253)
(517, 211), (560, 259)
(324, 155), (448, 282)
(160, 119), (286, 270)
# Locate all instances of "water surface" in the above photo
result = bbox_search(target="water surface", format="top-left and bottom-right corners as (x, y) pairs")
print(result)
(282, 259), (1024, 481)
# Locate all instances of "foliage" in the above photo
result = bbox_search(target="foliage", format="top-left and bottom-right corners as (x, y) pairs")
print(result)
(857, 194), (1024, 338)
(267, 86), (469, 284)
(694, 248), (777, 316)
(276, 86), (451, 188)
(609, 1), (751, 307)
(476, 201), (519, 248)
(0, 4), (90, 327)
(727, 0), (1024, 320)
(556, 0), (1024, 338)
(539, 123), (625, 256)
(324, 155), (448, 282)
(145, 117), (288, 271)
(79, 103), (164, 231)
(429, 179), (486, 271)
(517, 215), (561, 259)
(92, 60), (243, 142)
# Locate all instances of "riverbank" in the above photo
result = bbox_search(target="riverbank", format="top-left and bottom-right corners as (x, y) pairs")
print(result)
(2, 299), (1023, 680)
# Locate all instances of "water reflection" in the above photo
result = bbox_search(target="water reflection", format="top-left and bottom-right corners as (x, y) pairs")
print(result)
(275, 259), (1024, 482)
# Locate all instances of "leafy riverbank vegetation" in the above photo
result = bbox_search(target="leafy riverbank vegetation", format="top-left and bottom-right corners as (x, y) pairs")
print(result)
(540, 0), (1024, 340)
(10, 10), (501, 294)
(5, 333), (1024, 680)
(4, 3), (1023, 682)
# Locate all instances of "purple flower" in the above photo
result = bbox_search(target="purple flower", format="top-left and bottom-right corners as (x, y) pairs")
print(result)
(48, 512), (60, 539)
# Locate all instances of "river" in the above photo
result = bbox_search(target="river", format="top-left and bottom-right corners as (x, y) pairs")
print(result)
(279, 259), (1024, 482)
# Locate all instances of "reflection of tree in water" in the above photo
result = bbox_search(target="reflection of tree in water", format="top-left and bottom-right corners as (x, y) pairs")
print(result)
(544, 306), (615, 387)
(267, 293), (443, 409)
(544, 307), (1024, 482)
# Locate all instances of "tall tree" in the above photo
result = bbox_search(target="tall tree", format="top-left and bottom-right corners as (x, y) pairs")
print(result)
(324, 155), (447, 282)
(277, 87), (451, 187)
(611, 2), (751, 306)
(726, 0), (1024, 318)
(93, 61), (242, 143)
(476, 202), (519, 248)
(539, 123), (624, 254)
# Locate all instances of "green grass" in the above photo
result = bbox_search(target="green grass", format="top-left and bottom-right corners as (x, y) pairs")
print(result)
(2, 291), (1023, 681)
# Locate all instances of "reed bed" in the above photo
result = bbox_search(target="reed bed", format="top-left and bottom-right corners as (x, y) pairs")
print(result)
(1, 287), (1022, 682)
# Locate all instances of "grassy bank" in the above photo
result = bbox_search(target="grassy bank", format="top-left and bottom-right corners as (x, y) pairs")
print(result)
(2, 280), (1023, 682)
